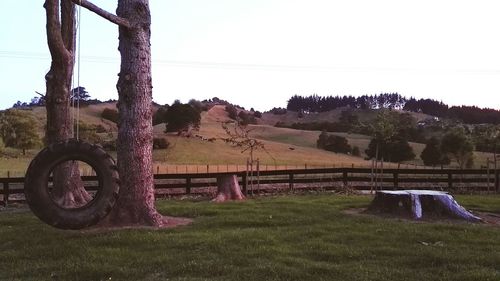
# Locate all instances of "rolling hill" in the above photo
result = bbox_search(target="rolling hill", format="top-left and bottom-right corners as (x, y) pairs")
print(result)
(0, 102), (495, 176)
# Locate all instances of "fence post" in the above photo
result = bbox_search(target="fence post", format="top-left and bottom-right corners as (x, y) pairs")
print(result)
(494, 152), (498, 193)
(186, 177), (191, 195)
(289, 173), (294, 191)
(256, 159), (260, 192)
(448, 172), (453, 190)
(3, 181), (9, 207)
(496, 170), (499, 193)
(487, 159), (491, 193)
(393, 172), (399, 190)
(342, 171), (348, 188)
(242, 173), (248, 195)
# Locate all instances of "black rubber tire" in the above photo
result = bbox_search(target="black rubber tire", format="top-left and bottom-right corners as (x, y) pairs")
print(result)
(24, 139), (120, 229)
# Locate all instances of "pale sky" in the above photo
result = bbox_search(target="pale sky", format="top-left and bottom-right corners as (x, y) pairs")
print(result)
(1, 0), (499, 111)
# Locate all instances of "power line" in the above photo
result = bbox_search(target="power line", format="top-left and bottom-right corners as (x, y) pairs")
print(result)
(1, 50), (500, 74)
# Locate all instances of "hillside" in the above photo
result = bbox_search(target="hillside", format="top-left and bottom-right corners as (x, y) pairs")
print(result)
(259, 106), (433, 126)
(1, 102), (496, 176)
(160, 105), (373, 166)
(1, 104), (375, 176)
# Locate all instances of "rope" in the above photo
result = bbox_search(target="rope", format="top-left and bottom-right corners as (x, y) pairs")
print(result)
(75, 3), (82, 140)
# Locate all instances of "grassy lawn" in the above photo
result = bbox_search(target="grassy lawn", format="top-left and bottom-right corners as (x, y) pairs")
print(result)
(1, 194), (500, 280)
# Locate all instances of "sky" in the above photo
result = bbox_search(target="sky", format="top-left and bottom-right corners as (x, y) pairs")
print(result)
(1, 0), (500, 111)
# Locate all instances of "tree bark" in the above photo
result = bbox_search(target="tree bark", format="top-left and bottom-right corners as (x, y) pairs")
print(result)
(44, 0), (90, 208)
(100, 0), (189, 227)
(212, 175), (246, 203)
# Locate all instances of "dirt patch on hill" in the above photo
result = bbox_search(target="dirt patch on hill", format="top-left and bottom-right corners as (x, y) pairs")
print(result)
(204, 105), (232, 123)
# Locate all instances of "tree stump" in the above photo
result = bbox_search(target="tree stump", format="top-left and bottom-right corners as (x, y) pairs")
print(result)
(212, 174), (246, 203)
(368, 190), (481, 222)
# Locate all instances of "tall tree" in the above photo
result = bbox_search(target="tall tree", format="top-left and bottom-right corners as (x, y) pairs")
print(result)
(64, 0), (187, 226)
(420, 137), (450, 166)
(441, 129), (474, 169)
(70, 86), (91, 102)
(164, 101), (201, 133)
(0, 109), (42, 154)
(44, 0), (91, 207)
(366, 110), (415, 162)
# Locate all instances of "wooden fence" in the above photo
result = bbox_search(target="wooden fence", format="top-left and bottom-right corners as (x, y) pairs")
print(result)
(1, 167), (499, 206)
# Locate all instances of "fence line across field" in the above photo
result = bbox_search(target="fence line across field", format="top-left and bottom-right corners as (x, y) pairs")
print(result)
(1, 162), (478, 178)
(149, 162), (441, 175)
(1, 166), (499, 206)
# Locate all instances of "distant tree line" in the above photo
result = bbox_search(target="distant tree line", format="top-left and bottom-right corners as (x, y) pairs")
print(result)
(287, 93), (406, 112)
(287, 94), (500, 124)
(266, 107), (288, 115)
(12, 87), (115, 109)
(278, 109), (426, 143)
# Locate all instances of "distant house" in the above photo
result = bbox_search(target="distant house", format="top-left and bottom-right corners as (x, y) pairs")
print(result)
(417, 117), (441, 128)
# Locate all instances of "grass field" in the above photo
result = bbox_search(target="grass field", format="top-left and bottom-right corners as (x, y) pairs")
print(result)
(0, 194), (499, 280)
(1, 104), (496, 176)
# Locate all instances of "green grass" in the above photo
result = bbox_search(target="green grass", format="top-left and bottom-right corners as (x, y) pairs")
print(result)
(1, 194), (499, 280)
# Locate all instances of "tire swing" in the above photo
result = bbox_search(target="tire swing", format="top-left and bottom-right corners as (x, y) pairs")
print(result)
(24, 140), (120, 230)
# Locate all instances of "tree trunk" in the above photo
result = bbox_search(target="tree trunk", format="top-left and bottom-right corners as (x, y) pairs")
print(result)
(212, 175), (246, 203)
(100, 0), (189, 227)
(44, 0), (90, 208)
(368, 190), (481, 222)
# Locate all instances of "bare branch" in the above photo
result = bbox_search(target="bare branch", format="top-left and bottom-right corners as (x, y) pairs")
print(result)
(219, 121), (275, 162)
(70, 0), (130, 28)
(35, 91), (46, 97)
(61, 0), (76, 53)
(45, 0), (70, 59)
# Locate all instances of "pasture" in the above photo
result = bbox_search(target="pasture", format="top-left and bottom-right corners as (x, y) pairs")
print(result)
(1, 194), (499, 280)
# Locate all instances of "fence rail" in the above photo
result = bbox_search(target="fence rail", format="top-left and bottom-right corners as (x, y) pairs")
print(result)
(1, 167), (499, 206)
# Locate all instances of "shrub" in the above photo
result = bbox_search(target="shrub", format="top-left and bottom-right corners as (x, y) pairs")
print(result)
(317, 131), (352, 154)
(441, 129), (474, 169)
(351, 146), (360, 156)
(153, 137), (170, 149)
(421, 137), (450, 166)
(0, 137), (4, 153)
(324, 135), (351, 154)
(268, 107), (287, 115)
(238, 111), (257, 125)
(225, 105), (238, 120)
(95, 124), (107, 133)
(165, 102), (201, 133)
(153, 105), (169, 125)
(365, 136), (415, 162)
(101, 108), (119, 123)
(275, 121), (287, 128)
(188, 99), (209, 112)
(77, 122), (103, 145)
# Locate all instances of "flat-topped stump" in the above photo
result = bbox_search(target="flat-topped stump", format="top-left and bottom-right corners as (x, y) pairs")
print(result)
(368, 190), (481, 222)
